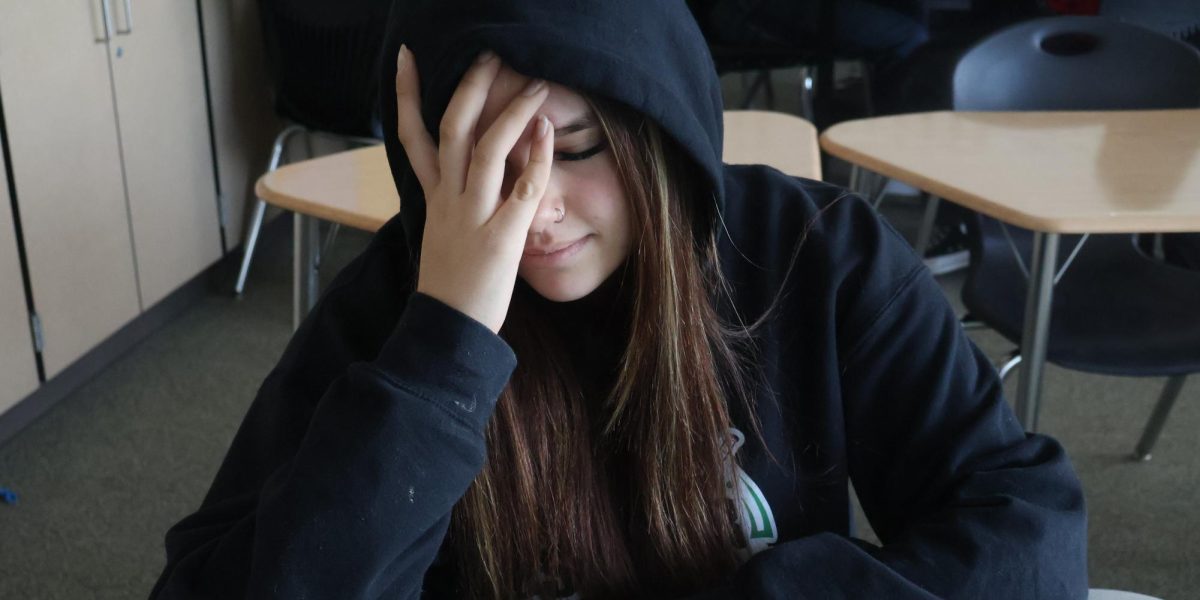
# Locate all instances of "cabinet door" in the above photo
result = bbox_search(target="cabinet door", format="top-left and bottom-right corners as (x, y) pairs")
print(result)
(0, 0), (141, 378)
(108, 0), (222, 308)
(0, 150), (39, 416)
(200, 0), (278, 253)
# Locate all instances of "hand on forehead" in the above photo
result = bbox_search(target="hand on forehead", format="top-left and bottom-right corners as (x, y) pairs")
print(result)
(475, 64), (593, 157)
(474, 65), (538, 144)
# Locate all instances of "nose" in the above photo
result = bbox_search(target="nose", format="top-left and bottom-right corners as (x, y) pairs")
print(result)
(527, 172), (565, 235)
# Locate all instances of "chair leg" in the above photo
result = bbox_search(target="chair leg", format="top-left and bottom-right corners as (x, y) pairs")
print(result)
(914, 193), (942, 256)
(849, 164), (864, 196)
(233, 124), (305, 296)
(1133, 375), (1188, 462)
(799, 65), (815, 123)
(740, 70), (771, 110)
(997, 350), (1023, 384)
(960, 316), (988, 332)
(314, 223), (341, 271)
(868, 172), (892, 210)
(849, 167), (886, 204)
(865, 172), (889, 210)
(764, 69), (776, 110)
(233, 199), (269, 295)
(1151, 232), (1165, 260)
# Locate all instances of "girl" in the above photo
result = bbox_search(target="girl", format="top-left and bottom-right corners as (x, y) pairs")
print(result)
(152, 1), (1087, 598)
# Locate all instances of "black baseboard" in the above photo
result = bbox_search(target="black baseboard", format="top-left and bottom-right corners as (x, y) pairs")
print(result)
(0, 262), (219, 446)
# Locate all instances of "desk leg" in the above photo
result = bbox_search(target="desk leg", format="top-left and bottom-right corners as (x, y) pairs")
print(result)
(1015, 232), (1059, 432)
(293, 213), (320, 331)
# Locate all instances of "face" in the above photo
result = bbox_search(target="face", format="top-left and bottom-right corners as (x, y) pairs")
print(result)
(475, 66), (633, 302)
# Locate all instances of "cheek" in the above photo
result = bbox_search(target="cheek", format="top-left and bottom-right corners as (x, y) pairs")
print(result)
(566, 159), (630, 238)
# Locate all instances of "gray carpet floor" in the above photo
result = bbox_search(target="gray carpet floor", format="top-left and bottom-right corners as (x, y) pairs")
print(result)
(0, 198), (1195, 599)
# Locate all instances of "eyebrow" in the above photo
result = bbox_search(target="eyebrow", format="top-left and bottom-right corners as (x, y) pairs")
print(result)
(554, 115), (597, 136)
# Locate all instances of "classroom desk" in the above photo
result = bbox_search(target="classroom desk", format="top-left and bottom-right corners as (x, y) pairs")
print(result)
(256, 110), (822, 329)
(820, 109), (1200, 431)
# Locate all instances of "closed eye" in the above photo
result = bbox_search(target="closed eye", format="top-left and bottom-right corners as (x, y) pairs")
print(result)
(554, 142), (606, 162)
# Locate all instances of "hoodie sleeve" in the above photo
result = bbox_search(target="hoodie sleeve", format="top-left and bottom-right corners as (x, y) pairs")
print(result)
(149, 243), (514, 599)
(702, 191), (1089, 599)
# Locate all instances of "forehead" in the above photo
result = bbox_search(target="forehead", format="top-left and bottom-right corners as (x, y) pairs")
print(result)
(476, 65), (592, 132)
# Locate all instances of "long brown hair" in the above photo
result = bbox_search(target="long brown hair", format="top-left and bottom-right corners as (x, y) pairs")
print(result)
(450, 98), (760, 598)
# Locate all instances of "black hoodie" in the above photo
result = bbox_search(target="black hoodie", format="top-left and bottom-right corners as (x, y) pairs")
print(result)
(151, 1), (1088, 598)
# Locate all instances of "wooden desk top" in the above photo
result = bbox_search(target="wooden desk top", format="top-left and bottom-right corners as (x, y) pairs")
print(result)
(256, 110), (821, 233)
(820, 109), (1200, 234)
(723, 110), (821, 182)
(255, 144), (398, 232)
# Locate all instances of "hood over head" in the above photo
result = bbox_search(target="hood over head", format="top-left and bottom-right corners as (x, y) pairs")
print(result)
(379, 0), (726, 257)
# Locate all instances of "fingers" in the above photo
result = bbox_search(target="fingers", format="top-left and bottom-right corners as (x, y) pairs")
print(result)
(394, 45), (439, 193)
(465, 78), (550, 205)
(438, 51), (502, 192)
(492, 115), (554, 236)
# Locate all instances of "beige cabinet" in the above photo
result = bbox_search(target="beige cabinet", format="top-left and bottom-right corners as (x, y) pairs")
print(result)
(108, 0), (222, 307)
(0, 1), (142, 378)
(0, 149), (39, 415)
(0, 0), (221, 379)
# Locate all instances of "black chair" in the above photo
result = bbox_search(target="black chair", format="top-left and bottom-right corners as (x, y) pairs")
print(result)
(686, 0), (838, 119)
(234, 0), (391, 296)
(689, 0), (936, 125)
(952, 16), (1200, 459)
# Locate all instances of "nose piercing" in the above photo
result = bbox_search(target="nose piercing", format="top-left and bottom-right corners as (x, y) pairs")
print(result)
(554, 207), (565, 223)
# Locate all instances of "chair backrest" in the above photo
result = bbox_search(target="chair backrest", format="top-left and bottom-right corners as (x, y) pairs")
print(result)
(953, 16), (1200, 111)
(688, 0), (833, 76)
(258, 0), (393, 138)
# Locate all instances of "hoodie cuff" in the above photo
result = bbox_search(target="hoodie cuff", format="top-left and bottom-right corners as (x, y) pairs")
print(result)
(373, 293), (516, 432)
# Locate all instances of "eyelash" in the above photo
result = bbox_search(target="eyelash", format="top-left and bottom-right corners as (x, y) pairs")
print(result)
(554, 142), (606, 162)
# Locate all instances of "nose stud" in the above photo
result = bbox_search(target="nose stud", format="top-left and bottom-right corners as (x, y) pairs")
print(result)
(554, 207), (565, 223)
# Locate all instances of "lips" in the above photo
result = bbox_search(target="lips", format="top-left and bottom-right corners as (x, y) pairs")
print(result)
(523, 237), (585, 256)
(521, 236), (590, 265)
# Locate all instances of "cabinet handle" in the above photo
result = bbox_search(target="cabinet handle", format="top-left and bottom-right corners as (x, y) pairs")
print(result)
(115, 0), (133, 35)
(95, 0), (113, 42)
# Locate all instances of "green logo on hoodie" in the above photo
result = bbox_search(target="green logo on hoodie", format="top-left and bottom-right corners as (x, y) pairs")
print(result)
(724, 428), (778, 558)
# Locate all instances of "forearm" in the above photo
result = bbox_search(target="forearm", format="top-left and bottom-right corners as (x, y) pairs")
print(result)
(152, 295), (514, 598)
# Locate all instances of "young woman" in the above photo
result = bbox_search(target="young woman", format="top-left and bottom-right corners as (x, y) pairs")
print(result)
(151, 1), (1087, 598)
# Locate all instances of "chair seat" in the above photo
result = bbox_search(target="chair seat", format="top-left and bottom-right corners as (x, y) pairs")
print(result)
(963, 218), (1200, 377)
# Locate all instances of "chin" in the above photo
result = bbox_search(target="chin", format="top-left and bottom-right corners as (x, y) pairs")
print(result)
(520, 272), (605, 302)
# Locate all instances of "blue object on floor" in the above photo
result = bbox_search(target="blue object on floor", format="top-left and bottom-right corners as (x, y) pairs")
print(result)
(0, 486), (17, 505)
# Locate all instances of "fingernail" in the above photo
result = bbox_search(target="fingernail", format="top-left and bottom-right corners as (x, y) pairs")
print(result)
(397, 44), (409, 73)
(474, 50), (496, 65)
(536, 115), (550, 140)
(522, 79), (546, 97)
